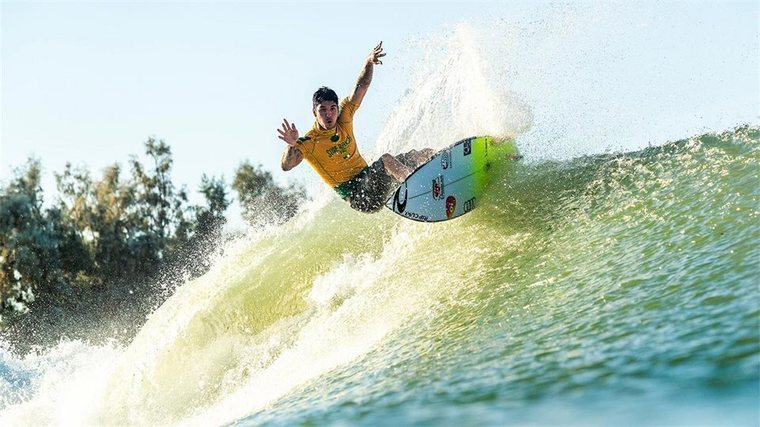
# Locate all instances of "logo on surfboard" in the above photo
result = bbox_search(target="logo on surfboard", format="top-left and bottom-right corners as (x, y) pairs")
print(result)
(432, 175), (445, 200)
(463, 140), (472, 156)
(463, 197), (476, 213)
(392, 182), (408, 213)
(441, 150), (452, 169)
(445, 195), (457, 219)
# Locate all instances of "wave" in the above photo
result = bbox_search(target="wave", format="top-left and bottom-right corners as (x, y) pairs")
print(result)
(1, 18), (757, 426)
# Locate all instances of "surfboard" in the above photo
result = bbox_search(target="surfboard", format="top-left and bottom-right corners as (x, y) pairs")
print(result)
(385, 136), (520, 222)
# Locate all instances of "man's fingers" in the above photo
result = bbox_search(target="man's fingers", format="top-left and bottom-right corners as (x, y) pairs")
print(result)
(371, 41), (384, 59)
(278, 119), (298, 145)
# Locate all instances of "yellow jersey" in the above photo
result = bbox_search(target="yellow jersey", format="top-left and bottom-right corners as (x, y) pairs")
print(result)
(295, 98), (368, 187)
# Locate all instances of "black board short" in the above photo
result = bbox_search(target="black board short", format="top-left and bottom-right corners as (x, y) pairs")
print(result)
(335, 158), (397, 213)
(334, 150), (425, 214)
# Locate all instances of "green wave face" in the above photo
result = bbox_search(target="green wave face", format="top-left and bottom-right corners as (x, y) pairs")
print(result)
(94, 127), (759, 425)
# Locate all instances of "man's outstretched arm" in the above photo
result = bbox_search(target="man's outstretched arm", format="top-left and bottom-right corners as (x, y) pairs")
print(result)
(277, 118), (303, 171)
(349, 41), (385, 107)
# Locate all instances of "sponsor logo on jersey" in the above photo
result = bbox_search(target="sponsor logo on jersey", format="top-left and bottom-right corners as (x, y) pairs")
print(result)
(445, 195), (457, 219)
(326, 135), (352, 158)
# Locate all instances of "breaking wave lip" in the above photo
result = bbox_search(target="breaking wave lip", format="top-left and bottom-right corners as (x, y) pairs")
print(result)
(373, 23), (533, 159)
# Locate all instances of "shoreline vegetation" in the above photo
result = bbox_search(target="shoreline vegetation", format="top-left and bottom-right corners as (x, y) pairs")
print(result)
(0, 137), (307, 354)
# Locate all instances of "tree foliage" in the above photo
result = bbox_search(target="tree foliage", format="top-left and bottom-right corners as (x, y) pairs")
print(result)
(0, 158), (57, 313)
(0, 138), (307, 323)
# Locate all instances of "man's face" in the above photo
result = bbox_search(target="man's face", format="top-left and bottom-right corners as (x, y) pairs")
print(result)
(314, 101), (339, 130)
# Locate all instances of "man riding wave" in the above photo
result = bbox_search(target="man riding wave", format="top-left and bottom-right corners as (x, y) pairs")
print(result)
(277, 41), (434, 213)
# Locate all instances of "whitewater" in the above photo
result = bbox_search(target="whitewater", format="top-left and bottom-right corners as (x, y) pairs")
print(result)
(1, 17), (758, 427)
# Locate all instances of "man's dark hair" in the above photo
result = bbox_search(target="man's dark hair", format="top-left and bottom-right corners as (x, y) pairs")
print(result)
(312, 86), (339, 108)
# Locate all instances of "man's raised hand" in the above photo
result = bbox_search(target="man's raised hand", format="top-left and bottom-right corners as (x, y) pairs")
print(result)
(277, 119), (299, 146)
(368, 41), (386, 66)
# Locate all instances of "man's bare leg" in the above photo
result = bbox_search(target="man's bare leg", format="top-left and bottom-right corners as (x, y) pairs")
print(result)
(394, 148), (437, 169)
(381, 153), (413, 181)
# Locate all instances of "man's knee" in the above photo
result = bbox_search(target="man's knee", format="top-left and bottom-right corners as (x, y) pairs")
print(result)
(382, 153), (405, 171)
(381, 154), (412, 182)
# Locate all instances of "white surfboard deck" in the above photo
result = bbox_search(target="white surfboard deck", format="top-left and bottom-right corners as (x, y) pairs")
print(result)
(385, 136), (519, 222)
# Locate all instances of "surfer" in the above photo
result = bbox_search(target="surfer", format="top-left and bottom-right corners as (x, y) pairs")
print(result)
(277, 41), (434, 213)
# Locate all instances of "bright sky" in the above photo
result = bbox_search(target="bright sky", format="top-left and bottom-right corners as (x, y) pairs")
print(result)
(2, 1), (758, 226)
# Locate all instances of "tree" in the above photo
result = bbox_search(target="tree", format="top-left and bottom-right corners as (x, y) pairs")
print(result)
(0, 137), (297, 324)
(232, 161), (308, 227)
(195, 174), (230, 238)
(0, 158), (61, 312)
(127, 138), (192, 275)
(54, 162), (97, 278)
(179, 174), (232, 278)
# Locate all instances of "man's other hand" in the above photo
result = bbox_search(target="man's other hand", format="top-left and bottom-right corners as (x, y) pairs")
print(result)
(277, 119), (299, 146)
